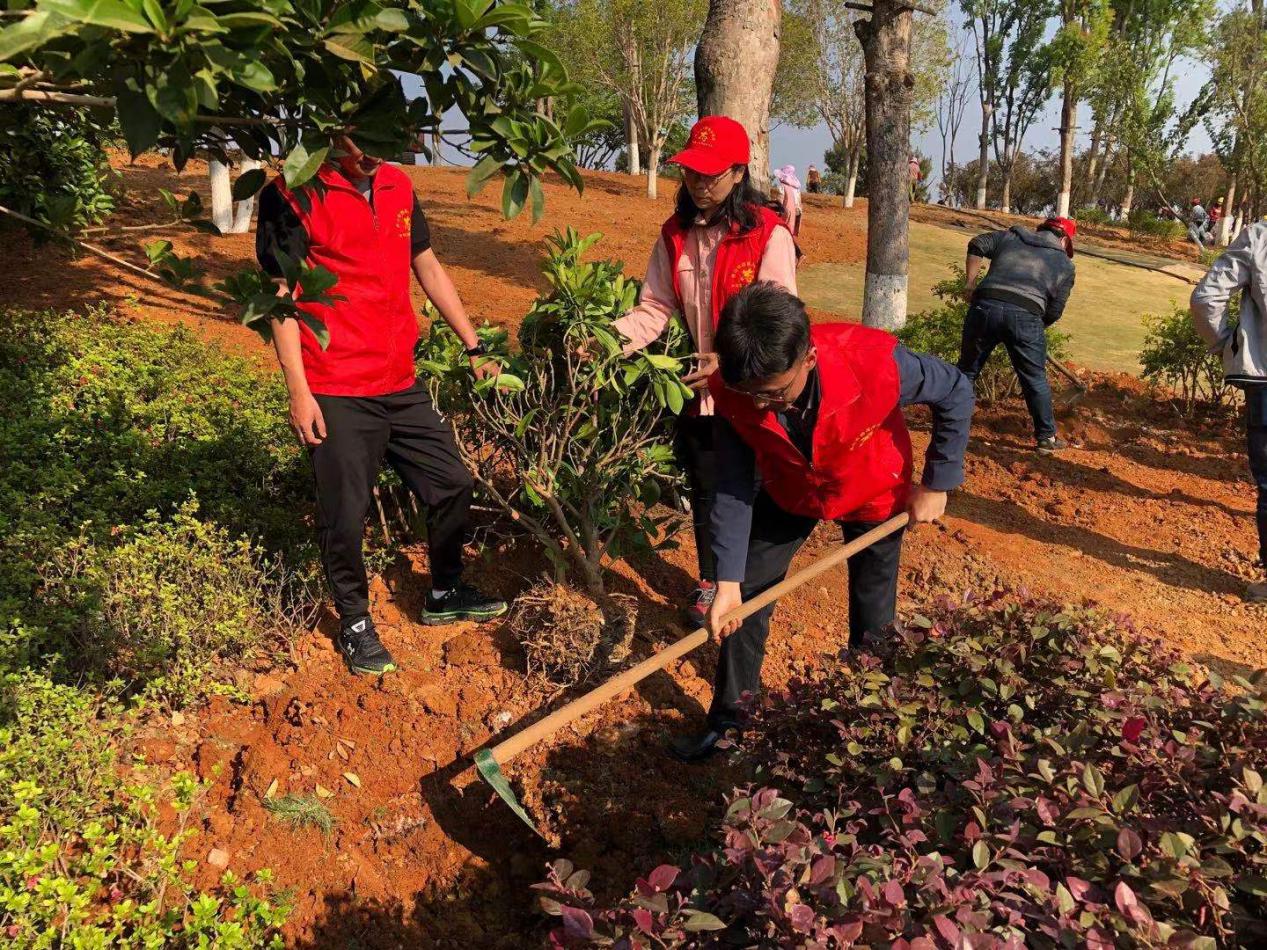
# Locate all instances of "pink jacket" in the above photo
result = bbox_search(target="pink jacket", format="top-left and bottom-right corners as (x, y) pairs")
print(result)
(612, 217), (798, 415)
(780, 182), (798, 231)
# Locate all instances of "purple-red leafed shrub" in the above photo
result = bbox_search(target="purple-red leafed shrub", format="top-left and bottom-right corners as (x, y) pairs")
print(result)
(534, 594), (1267, 948)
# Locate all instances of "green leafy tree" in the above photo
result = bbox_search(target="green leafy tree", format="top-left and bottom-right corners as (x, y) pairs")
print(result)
(0, 104), (115, 232)
(1049, 0), (1112, 216)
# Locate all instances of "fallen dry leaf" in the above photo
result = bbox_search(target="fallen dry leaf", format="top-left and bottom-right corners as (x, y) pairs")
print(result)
(344, 772), (361, 788)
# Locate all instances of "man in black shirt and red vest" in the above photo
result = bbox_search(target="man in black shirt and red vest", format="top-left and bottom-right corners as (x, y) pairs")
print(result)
(670, 282), (974, 761)
(256, 135), (508, 676)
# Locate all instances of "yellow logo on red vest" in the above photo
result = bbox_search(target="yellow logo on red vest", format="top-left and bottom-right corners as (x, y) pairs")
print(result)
(726, 261), (758, 296)
(848, 423), (880, 452)
(395, 207), (411, 239)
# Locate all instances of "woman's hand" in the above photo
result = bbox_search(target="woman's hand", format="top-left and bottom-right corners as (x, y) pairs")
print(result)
(288, 391), (327, 446)
(681, 352), (719, 391)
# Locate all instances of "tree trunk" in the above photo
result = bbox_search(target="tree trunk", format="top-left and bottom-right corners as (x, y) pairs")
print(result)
(974, 102), (991, 209)
(1056, 85), (1076, 217)
(844, 147), (860, 208)
(646, 141), (662, 199)
(229, 158), (261, 234)
(1120, 159), (1135, 220)
(209, 158), (233, 234)
(624, 103), (641, 176)
(1091, 133), (1112, 205)
(695, 0), (782, 186)
(431, 129), (444, 165)
(855, 1), (913, 331)
(1220, 175), (1237, 245)
(1000, 153), (1013, 214)
(1083, 115), (1103, 194)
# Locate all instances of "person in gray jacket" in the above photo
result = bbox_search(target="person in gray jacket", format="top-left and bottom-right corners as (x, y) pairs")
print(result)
(1190, 221), (1267, 602)
(959, 217), (1077, 453)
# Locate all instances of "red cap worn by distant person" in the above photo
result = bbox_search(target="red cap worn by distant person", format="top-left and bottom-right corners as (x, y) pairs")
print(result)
(668, 116), (750, 175)
(1041, 216), (1077, 258)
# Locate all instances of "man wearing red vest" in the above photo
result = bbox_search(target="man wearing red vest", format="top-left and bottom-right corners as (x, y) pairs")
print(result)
(670, 283), (974, 761)
(256, 135), (508, 676)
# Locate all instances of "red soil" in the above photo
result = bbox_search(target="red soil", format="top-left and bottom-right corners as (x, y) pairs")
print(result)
(10, 159), (1265, 946)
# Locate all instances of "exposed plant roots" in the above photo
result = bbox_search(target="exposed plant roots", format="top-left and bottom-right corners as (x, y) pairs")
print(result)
(509, 581), (638, 690)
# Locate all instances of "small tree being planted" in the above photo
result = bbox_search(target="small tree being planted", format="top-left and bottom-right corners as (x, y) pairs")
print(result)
(418, 229), (693, 685)
(535, 594), (1267, 946)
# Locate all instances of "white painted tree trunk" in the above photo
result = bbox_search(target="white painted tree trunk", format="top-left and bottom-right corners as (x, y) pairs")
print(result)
(209, 158), (233, 234)
(229, 158), (261, 234)
(1219, 177), (1237, 246)
(625, 104), (641, 176)
(856, 0), (913, 330)
(843, 148), (860, 208)
(974, 102), (990, 209)
(646, 143), (662, 199)
(1056, 91), (1076, 218)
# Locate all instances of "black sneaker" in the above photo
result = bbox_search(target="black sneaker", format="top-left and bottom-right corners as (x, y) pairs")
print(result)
(337, 616), (396, 675)
(421, 584), (509, 626)
(1036, 436), (1070, 454)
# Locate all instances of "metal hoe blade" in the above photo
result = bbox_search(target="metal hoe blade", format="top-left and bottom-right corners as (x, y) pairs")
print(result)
(474, 748), (546, 838)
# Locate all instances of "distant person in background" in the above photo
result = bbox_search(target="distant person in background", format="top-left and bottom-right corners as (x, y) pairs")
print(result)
(1189, 197), (1210, 249)
(908, 155), (922, 202)
(1190, 221), (1267, 603)
(1210, 196), (1225, 242)
(806, 164), (821, 194)
(958, 217), (1077, 453)
(776, 165), (802, 237)
(609, 116), (796, 629)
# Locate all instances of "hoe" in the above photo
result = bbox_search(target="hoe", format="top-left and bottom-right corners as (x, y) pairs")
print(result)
(474, 513), (910, 834)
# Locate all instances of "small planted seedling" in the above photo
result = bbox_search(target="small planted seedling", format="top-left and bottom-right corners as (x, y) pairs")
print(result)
(263, 794), (335, 837)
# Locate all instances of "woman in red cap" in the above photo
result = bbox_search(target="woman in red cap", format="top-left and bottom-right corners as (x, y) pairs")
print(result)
(959, 216), (1077, 452)
(611, 115), (796, 628)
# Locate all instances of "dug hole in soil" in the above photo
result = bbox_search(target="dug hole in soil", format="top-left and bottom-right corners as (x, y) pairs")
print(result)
(26, 159), (1264, 945)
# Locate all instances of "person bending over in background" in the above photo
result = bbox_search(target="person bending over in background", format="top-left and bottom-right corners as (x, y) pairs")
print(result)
(610, 116), (795, 629)
(958, 217), (1077, 454)
(776, 165), (802, 238)
(1190, 221), (1267, 603)
(669, 283), (975, 762)
(256, 134), (508, 676)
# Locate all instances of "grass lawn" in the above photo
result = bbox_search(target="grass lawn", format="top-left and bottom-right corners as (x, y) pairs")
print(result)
(799, 220), (1196, 374)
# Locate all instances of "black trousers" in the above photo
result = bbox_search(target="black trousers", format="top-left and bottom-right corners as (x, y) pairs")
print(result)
(707, 491), (906, 728)
(311, 383), (473, 621)
(958, 298), (1057, 442)
(674, 414), (717, 583)
(1248, 388), (1267, 573)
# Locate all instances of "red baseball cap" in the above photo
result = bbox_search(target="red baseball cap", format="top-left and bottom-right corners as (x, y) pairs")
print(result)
(668, 116), (750, 175)
(1041, 216), (1076, 257)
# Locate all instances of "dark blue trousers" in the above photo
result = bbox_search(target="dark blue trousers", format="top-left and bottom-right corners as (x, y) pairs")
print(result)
(1248, 388), (1267, 573)
(957, 299), (1057, 442)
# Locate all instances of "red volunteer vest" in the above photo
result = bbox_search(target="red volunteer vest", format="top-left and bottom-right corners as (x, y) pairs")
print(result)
(272, 163), (419, 397)
(710, 323), (913, 523)
(660, 205), (788, 329)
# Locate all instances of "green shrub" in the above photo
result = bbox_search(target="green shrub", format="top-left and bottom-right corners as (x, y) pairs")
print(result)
(1139, 305), (1237, 413)
(0, 674), (289, 947)
(538, 595), (1267, 947)
(0, 307), (315, 687)
(1075, 206), (1110, 226)
(43, 500), (309, 706)
(898, 265), (1070, 402)
(1127, 209), (1187, 240)
(417, 229), (691, 598)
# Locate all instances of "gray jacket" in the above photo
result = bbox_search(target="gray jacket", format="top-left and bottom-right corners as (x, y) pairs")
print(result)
(1191, 221), (1267, 387)
(968, 227), (1076, 325)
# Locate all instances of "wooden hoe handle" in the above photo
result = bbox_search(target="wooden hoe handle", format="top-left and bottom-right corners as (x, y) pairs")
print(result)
(484, 512), (910, 767)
